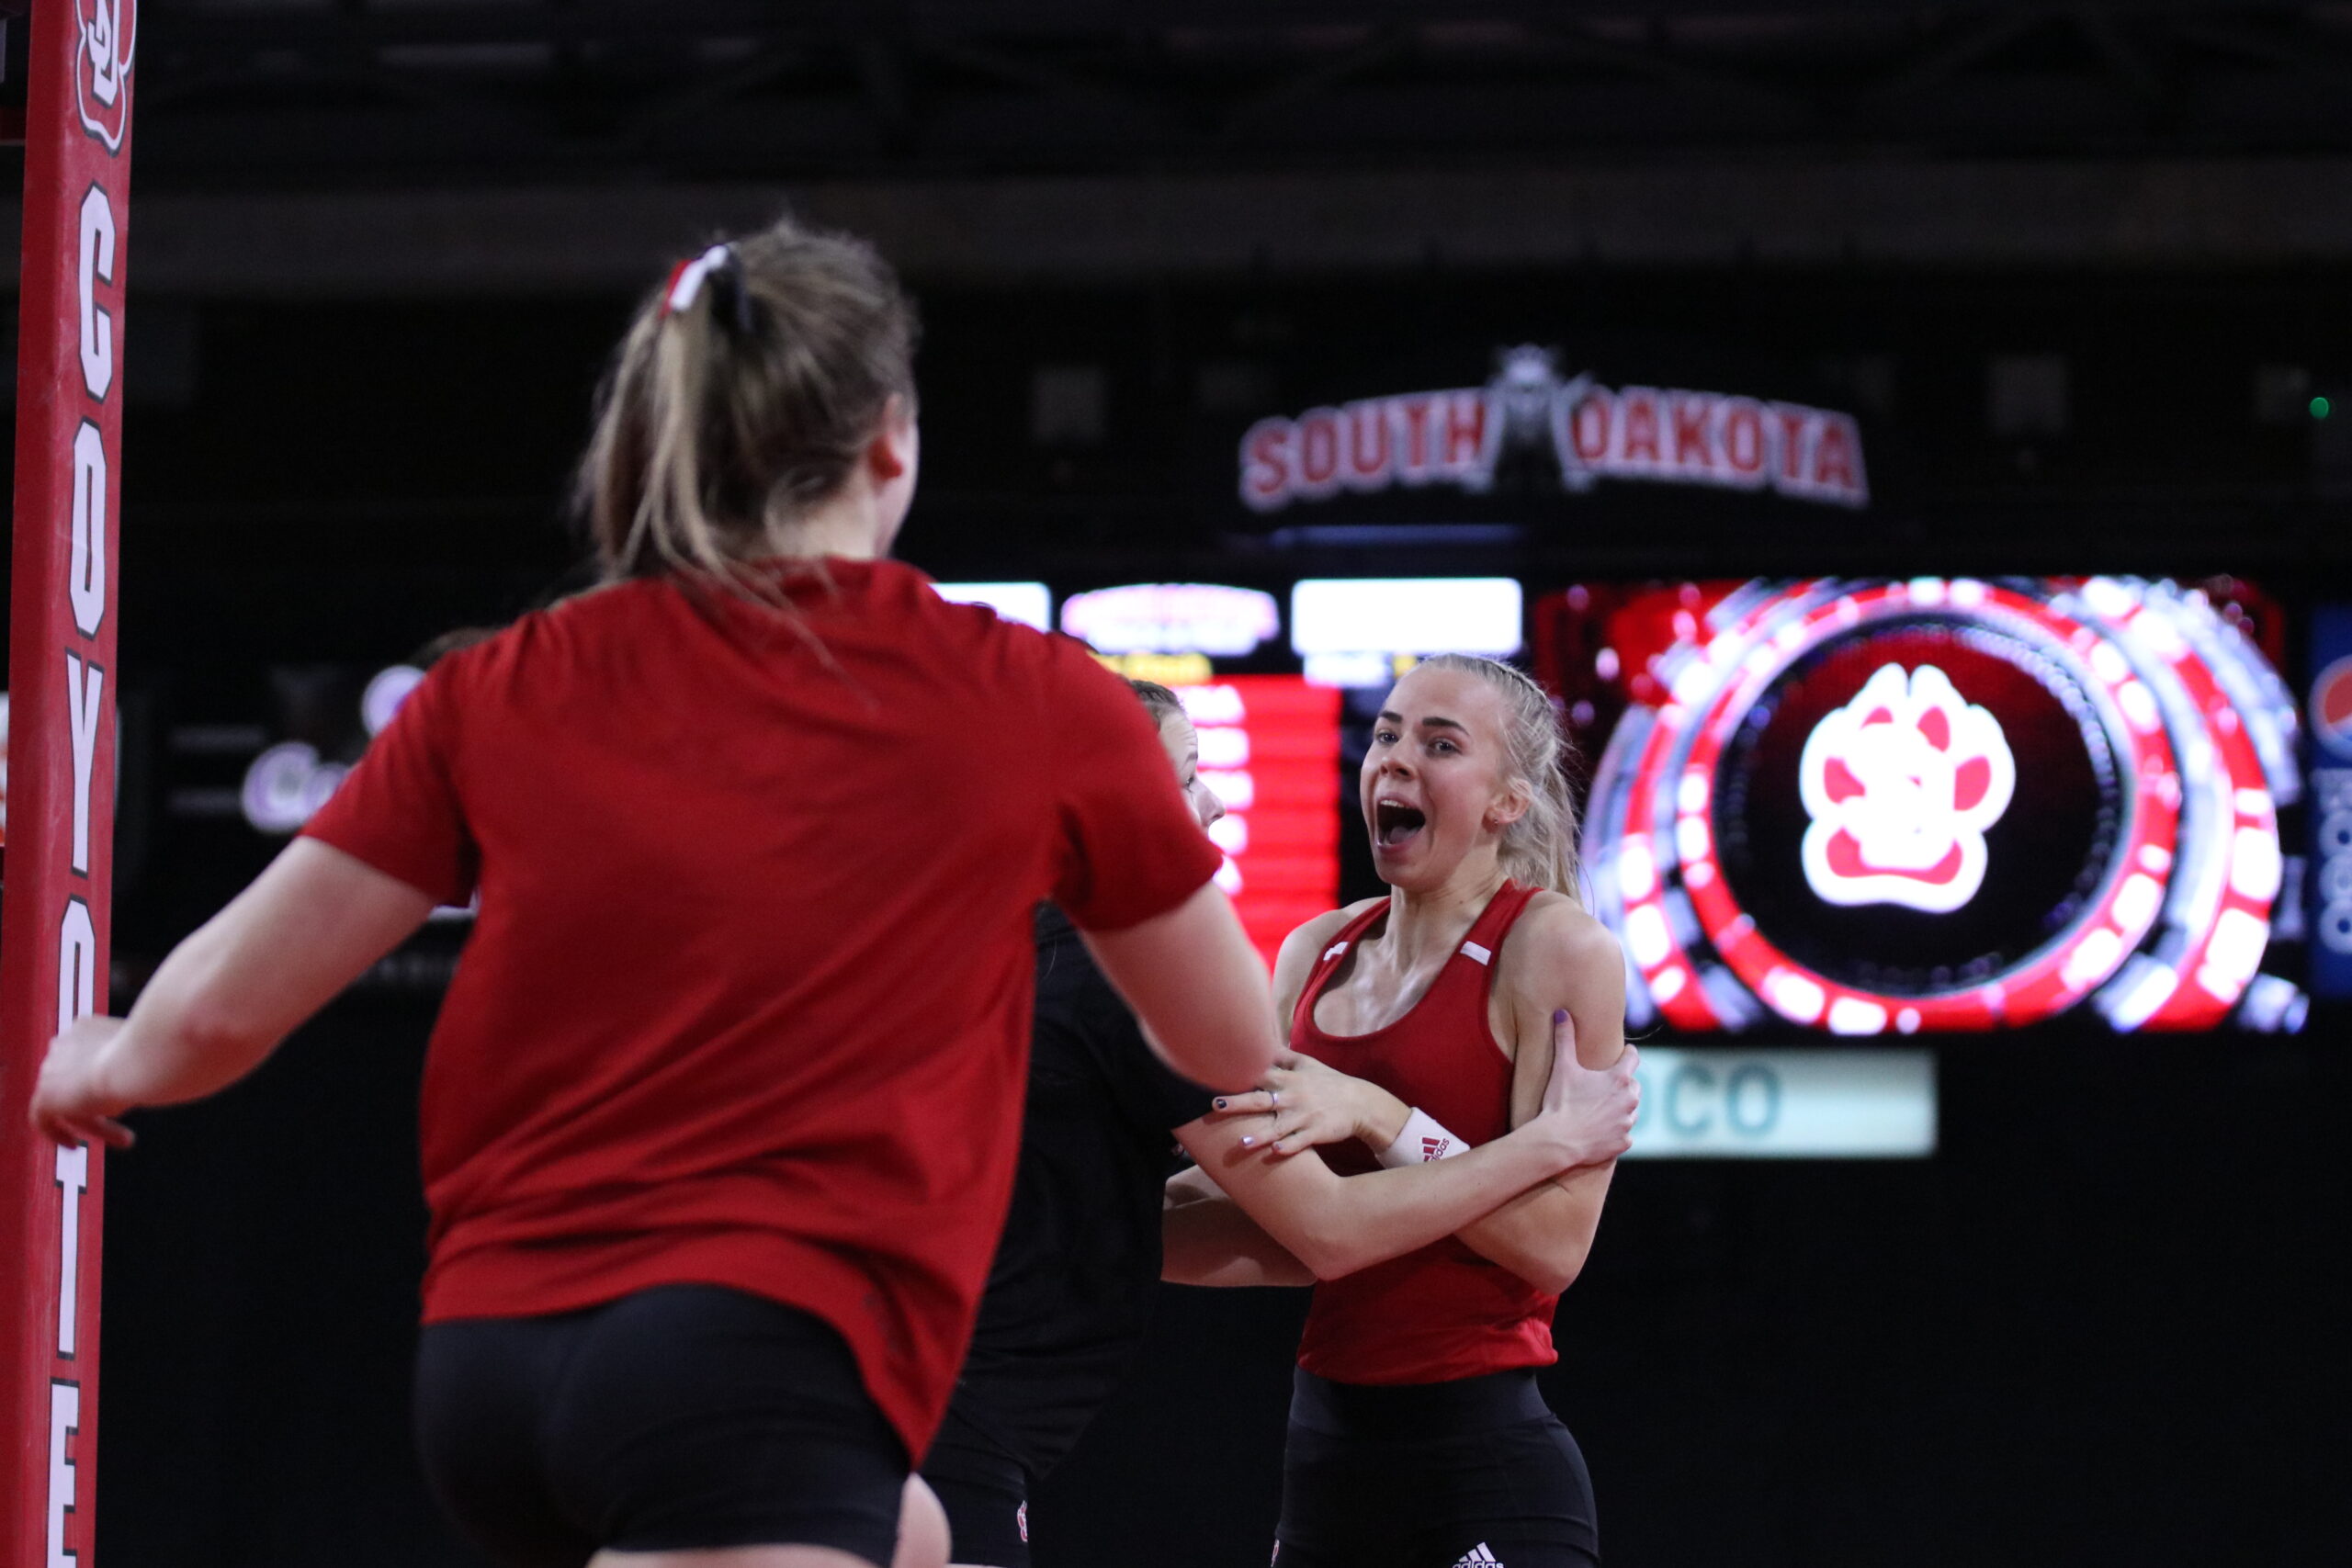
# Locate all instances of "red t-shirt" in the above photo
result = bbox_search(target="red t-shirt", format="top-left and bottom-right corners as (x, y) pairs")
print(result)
(300, 558), (1221, 1459)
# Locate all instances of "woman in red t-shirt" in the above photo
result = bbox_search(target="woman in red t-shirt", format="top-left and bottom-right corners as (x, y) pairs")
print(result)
(29, 221), (1279, 1568)
(1165, 654), (1630, 1568)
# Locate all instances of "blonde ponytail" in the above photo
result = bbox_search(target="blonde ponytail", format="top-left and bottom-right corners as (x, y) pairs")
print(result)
(1414, 653), (1585, 902)
(578, 219), (919, 594)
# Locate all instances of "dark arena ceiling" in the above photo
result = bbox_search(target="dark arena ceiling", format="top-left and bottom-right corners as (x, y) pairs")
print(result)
(121, 1), (2352, 189)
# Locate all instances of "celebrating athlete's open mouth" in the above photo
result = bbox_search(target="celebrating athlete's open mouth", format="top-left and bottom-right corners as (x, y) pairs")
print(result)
(1374, 798), (1427, 850)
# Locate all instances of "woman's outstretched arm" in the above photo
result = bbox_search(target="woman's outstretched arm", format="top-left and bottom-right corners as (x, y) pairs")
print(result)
(29, 839), (440, 1147)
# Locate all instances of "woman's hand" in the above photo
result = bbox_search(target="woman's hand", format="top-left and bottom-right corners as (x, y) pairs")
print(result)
(28, 1015), (137, 1150)
(1205, 1053), (1411, 1157)
(1532, 1011), (1639, 1170)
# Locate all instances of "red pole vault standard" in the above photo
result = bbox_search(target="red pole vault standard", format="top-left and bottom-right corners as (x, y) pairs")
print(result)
(1, 3), (134, 1564)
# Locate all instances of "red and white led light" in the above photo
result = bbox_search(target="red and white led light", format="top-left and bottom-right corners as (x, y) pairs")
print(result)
(1589, 577), (2301, 1035)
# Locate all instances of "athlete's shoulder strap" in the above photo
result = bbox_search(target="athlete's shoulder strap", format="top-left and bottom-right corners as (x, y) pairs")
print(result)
(1458, 878), (1542, 966)
(1448, 882), (1549, 1061)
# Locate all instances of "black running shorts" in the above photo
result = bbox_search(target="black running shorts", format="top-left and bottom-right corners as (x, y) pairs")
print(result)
(921, 1405), (1033, 1568)
(1273, 1368), (1600, 1568)
(413, 1284), (906, 1568)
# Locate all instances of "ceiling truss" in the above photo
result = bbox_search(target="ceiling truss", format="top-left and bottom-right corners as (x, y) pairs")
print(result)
(123, 3), (2352, 189)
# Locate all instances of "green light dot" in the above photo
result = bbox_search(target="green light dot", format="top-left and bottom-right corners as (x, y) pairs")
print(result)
(2312, 395), (2333, 420)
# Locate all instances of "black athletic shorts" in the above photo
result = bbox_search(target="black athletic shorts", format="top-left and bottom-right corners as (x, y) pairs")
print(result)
(1274, 1368), (1600, 1568)
(413, 1284), (907, 1568)
(921, 1405), (1033, 1568)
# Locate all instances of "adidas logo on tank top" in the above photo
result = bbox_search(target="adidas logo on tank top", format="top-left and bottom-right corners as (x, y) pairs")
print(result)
(1451, 1545), (1504, 1566)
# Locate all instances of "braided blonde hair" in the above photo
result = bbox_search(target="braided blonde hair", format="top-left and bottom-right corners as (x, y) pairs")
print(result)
(1410, 654), (1585, 903)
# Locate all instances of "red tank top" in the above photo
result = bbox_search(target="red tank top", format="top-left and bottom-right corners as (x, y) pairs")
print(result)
(1288, 880), (1558, 1386)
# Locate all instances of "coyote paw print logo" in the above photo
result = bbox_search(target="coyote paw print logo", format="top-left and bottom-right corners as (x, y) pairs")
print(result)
(1798, 663), (2015, 913)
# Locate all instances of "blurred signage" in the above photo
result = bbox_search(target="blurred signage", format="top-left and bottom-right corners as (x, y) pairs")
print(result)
(225, 661), (475, 920)
(360, 664), (424, 735)
(1572, 577), (2306, 1035)
(1290, 578), (1523, 691)
(241, 742), (348, 834)
(1239, 346), (1867, 514)
(933, 581), (1052, 631)
(1063, 583), (1279, 656)
(1622, 1048), (1935, 1159)
(2310, 606), (2352, 996)
(238, 662), (424, 834)
(1178, 677), (1340, 966)
(1094, 652), (1212, 686)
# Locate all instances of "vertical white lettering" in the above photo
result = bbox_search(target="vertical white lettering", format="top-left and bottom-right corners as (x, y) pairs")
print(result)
(70, 420), (107, 638)
(55, 1145), (88, 1357)
(77, 187), (116, 401)
(65, 654), (103, 877)
(49, 1382), (80, 1568)
(57, 899), (96, 1037)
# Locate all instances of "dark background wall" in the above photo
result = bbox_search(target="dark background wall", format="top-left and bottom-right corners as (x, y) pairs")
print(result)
(9, 3), (2352, 1564)
(62, 270), (2352, 1568)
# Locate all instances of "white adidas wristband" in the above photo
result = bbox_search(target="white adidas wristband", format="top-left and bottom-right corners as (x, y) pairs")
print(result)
(1378, 1107), (1469, 1168)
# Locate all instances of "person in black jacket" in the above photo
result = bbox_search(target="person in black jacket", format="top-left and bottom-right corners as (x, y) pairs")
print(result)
(921, 680), (1224, 1568)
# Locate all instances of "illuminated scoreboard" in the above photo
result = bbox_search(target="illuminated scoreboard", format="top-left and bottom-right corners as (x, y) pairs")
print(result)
(1040, 580), (1347, 968)
(1180, 676), (1342, 966)
(1557, 577), (2308, 1036)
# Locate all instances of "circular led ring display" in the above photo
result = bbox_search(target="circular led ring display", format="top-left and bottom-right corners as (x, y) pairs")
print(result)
(1677, 581), (2174, 1031)
(1592, 577), (2297, 1035)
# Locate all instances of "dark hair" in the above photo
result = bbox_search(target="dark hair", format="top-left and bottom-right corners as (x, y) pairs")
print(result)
(1126, 679), (1186, 725)
(578, 218), (920, 591)
(411, 626), (502, 670)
